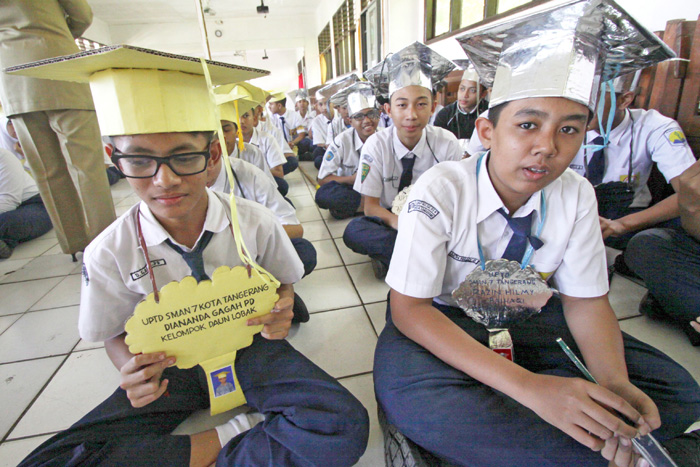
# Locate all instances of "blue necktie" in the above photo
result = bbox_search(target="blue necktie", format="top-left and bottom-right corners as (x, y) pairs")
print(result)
(164, 230), (214, 281)
(586, 135), (606, 186)
(497, 209), (544, 262)
(398, 154), (416, 192)
(280, 116), (289, 142)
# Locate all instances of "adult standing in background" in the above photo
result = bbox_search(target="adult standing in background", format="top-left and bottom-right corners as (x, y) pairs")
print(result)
(0, 0), (116, 258)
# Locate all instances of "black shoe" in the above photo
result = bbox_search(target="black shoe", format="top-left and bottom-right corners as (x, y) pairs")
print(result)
(292, 293), (310, 323)
(371, 258), (388, 280)
(298, 151), (315, 162)
(639, 292), (666, 320)
(0, 239), (12, 259)
(613, 253), (641, 280)
(662, 429), (700, 467)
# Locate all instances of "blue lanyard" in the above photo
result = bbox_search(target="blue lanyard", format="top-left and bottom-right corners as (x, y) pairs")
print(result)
(475, 153), (547, 270)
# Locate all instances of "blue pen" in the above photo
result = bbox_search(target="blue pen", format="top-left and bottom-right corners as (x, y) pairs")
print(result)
(556, 338), (678, 467)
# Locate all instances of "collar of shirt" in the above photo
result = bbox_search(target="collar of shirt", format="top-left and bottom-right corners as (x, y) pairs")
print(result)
(250, 127), (261, 145)
(353, 129), (365, 152)
(588, 110), (632, 147)
(475, 153), (542, 224)
(138, 188), (230, 250)
(392, 126), (427, 160)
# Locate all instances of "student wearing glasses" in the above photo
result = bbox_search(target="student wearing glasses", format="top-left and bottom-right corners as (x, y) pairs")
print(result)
(11, 46), (369, 467)
(315, 83), (381, 220)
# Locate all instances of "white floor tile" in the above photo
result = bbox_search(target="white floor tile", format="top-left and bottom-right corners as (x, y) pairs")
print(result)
(0, 307), (80, 363)
(294, 267), (361, 313)
(311, 239), (343, 270)
(30, 275), (82, 311)
(365, 302), (387, 336)
(609, 275), (646, 319)
(339, 373), (384, 467)
(0, 435), (52, 467)
(347, 263), (390, 304)
(288, 194), (316, 208)
(0, 277), (62, 317)
(9, 349), (121, 439)
(8, 239), (58, 260)
(334, 238), (370, 265)
(301, 220), (331, 241)
(40, 243), (64, 256)
(0, 258), (31, 279)
(73, 339), (105, 351)
(0, 314), (21, 335)
(289, 307), (376, 379)
(0, 254), (79, 283)
(605, 246), (622, 268)
(326, 217), (352, 239)
(295, 205), (323, 222)
(0, 357), (64, 439)
(620, 316), (700, 383)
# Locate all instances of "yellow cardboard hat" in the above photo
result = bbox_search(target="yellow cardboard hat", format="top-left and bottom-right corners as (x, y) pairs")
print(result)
(4, 45), (269, 136)
(268, 91), (286, 103)
(214, 371), (230, 379)
(214, 84), (258, 122)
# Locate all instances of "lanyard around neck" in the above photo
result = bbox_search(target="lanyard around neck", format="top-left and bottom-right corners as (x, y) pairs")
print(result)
(475, 153), (547, 270)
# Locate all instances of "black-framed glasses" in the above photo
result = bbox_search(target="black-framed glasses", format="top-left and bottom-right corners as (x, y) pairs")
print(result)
(112, 149), (211, 179)
(351, 109), (380, 122)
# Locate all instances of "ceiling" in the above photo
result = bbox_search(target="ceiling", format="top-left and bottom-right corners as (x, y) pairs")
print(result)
(88, 0), (324, 25)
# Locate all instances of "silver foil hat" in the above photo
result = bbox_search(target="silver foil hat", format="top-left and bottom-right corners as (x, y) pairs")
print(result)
(318, 74), (360, 100)
(329, 87), (351, 108)
(363, 60), (390, 99)
(456, 0), (675, 110)
(385, 42), (456, 96)
(345, 82), (377, 116)
(612, 70), (641, 93)
(287, 89), (309, 103)
(453, 59), (481, 84)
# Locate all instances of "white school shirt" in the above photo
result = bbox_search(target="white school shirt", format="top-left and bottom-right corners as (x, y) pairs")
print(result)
(378, 113), (393, 129)
(354, 125), (462, 209)
(465, 108), (488, 157)
(386, 154), (609, 306)
(258, 118), (291, 154)
(211, 157), (299, 227)
(248, 127), (287, 171)
(79, 189), (304, 342)
(311, 114), (332, 146)
(326, 115), (350, 144)
(0, 148), (38, 213)
(318, 127), (366, 179)
(229, 141), (274, 182)
(569, 108), (696, 208)
(273, 109), (306, 143)
(296, 110), (313, 133)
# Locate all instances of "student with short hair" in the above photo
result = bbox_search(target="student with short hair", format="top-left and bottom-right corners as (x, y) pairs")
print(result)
(433, 61), (488, 143)
(315, 83), (380, 219)
(268, 94), (302, 175)
(343, 42), (463, 280)
(12, 45), (368, 467)
(308, 91), (333, 163)
(374, 3), (700, 466)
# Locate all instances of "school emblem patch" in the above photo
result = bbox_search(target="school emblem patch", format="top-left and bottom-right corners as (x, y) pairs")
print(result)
(325, 150), (335, 161)
(664, 128), (687, 147)
(361, 163), (370, 182)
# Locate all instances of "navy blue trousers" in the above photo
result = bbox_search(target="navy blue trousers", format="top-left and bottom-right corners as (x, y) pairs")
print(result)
(297, 138), (315, 158)
(291, 237), (317, 277)
(20, 335), (369, 467)
(315, 182), (361, 219)
(283, 156), (299, 175)
(626, 227), (700, 345)
(0, 194), (52, 248)
(343, 216), (397, 268)
(374, 297), (700, 467)
(313, 146), (326, 170)
(274, 176), (290, 197)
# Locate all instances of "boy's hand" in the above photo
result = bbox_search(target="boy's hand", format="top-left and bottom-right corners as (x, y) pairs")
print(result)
(600, 216), (627, 239)
(691, 316), (700, 334)
(119, 352), (175, 408)
(247, 296), (293, 340)
(525, 374), (644, 452)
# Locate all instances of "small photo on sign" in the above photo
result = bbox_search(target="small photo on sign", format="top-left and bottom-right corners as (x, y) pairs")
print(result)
(211, 366), (236, 397)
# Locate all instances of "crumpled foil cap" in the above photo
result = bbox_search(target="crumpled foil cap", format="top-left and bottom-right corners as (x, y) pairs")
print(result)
(363, 60), (390, 99)
(612, 70), (641, 93)
(318, 74), (360, 100)
(288, 89), (309, 103)
(452, 58), (481, 84)
(345, 82), (377, 116)
(456, 0), (675, 110)
(387, 42), (456, 96)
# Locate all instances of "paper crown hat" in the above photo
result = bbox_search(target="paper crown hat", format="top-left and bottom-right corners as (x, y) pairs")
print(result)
(344, 82), (377, 116)
(229, 82), (269, 105)
(4, 45), (269, 136)
(317, 74), (360, 100)
(456, 0), (674, 111)
(214, 84), (258, 122)
(452, 59), (481, 84)
(268, 91), (286, 103)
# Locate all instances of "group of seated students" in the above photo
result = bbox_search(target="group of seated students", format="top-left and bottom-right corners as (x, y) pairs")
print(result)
(5, 0), (700, 466)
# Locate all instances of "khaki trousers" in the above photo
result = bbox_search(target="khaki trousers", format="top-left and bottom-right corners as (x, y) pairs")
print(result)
(12, 109), (116, 254)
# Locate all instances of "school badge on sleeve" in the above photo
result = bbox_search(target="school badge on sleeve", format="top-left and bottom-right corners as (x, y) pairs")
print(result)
(361, 162), (370, 182)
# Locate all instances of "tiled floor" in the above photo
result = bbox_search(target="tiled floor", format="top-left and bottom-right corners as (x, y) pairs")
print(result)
(0, 162), (698, 466)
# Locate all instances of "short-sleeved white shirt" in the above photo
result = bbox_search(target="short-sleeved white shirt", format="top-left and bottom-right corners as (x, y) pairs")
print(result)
(258, 119), (293, 155)
(465, 109), (489, 157)
(569, 108), (696, 208)
(318, 127), (366, 179)
(296, 110), (313, 133)
(311, 114), (332, 146)
(353, 125), (463, 209)
(272, 109), (306, 142)
(0, 148), (38, 213)
(248, 127), (287, 171)
(211, 157), (299, 226)
(79, 190), (304, 342)
(326, 115), (350, 144)
(386, 155), (609, 306)
(229, 141), (273, 181)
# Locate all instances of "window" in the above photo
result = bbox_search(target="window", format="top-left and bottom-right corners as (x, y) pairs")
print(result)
(425, 0), (538, 42)
(360, 0), (382, 72)
(333, 0), (357, 77)
(318, 24), (333, 84)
